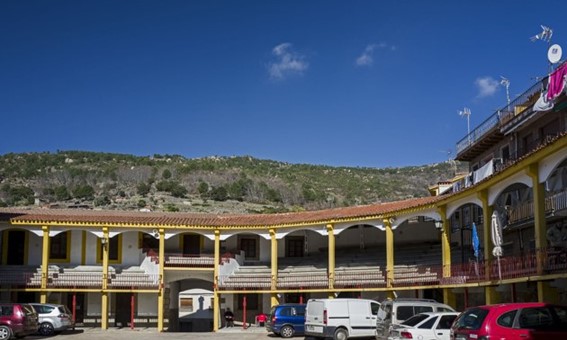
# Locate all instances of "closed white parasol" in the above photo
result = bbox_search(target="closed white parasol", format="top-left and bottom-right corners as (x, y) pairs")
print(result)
(491, 210), (504, 280)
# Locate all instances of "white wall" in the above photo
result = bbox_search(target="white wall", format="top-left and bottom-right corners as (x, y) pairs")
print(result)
(138, 293), (158, 316)
(121, 232), (141, 266)
(27, 232), (42, 266)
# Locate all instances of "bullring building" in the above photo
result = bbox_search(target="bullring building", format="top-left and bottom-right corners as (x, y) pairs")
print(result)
(2, 62), (567, 332)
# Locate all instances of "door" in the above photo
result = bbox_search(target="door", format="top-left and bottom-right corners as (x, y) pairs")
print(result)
(434, 315), (457, 340)
(115, 293), (132, 328)
(348, 300), (375, 337)
(183, 234), (201, 255)
(6, 230), (26, 265)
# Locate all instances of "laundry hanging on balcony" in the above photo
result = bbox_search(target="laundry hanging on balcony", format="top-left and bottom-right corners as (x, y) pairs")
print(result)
(533, 90), (554, 111)
(547, 62), (567, 100)
(534, 62), (567, 112)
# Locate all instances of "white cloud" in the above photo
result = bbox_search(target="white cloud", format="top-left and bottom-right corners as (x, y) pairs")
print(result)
(268, 43), (309, 80)
(475, 76), (500, 98)
(355, 43), (395, 67)
(356, 44), (377, 66)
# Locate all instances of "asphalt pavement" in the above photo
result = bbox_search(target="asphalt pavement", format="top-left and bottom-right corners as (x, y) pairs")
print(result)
(26, 326), (280, 340)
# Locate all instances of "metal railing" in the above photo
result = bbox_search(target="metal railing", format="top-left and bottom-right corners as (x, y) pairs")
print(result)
(456, 77), (546, 155)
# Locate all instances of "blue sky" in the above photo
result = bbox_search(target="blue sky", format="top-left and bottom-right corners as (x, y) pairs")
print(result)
(1, 1), (566, 168)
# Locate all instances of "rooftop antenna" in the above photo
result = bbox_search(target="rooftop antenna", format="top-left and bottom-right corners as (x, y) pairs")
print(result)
(531, 25), (557, 73)
(530, 25), (553, 43)
(500, 76), (511, 106)
(458, 107), (471, 142)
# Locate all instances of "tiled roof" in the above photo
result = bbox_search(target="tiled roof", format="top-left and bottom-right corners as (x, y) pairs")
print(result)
(0, 196), (442, 228)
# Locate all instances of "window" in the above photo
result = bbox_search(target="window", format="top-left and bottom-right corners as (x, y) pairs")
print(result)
(239, 236), (259, 260)
(519, 307), (553, 329)
(419, 317), (437, 329)
(414, 306), (434, 314)
(50, 231), (69, 261)
(179, 298), (193, 313)
(497, 310), (517, 328)
(371, 303), (380, 315)
(279, 307), (292, 316)
(98, 235), (121, 262)
(437, 315), (457, 329)
(502, 145), (510, 162)
(553, 306), (567, 325)
(286, 236), (304, 257)
(402, 314), (429, 326)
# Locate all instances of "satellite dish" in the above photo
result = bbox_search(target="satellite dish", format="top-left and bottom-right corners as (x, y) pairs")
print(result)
(548, 44), (562, 64)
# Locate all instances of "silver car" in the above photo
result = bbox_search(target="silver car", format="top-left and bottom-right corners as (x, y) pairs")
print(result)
(29, 303), (74, 336)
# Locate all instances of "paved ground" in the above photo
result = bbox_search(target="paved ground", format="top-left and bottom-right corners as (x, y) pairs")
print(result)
(26, 326), (280, 340)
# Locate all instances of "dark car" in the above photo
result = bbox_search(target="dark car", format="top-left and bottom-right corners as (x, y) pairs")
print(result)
(266, 303), (306, 338)
(0, 303), (39, 340)
(450, 302), (567, 340)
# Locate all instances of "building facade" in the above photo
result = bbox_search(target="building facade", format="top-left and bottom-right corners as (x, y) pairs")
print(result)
(2, 65), (567, 332)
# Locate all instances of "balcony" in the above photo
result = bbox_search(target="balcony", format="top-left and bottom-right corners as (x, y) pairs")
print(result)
(455, 76), (546, 162)
(508, 188), (567, 224)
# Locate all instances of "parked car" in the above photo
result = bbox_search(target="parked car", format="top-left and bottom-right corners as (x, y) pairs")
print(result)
(305, 298), (380, 340)
(0, 303), (39, 340)
(266, 303), (306, 338)
(375, 299), (456, 340)
(450, 302), (567, 340)
(29, 303), (74, 336)
(388, 312), (459, 340)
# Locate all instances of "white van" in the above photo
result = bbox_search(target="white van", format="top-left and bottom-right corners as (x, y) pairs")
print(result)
(374, 298), (456, 340)
(305, 298), (380, 340)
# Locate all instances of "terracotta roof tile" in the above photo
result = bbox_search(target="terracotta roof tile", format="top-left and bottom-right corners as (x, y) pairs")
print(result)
(0, 196), (442, 228)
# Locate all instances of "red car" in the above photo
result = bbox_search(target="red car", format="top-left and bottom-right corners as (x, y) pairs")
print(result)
(450, 302), (567, 340)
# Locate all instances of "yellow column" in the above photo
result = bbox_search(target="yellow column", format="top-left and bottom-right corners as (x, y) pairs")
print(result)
(528, 163), (547, 276)
(213, 230), (220, 331)
(270, 229), (279, 305)
(439, 207), (455, 307)
(327, 224), (335, 293)
(385, 218), (395, 298)
(157, 228), (165, 332)
(537, 281), (558, 302)
(439, 206), (451, 278)
(40, 226), (50, 303)
(101, 227), (109, 330)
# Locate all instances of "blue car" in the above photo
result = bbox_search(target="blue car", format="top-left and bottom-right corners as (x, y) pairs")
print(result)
(266, 304), (306, 338)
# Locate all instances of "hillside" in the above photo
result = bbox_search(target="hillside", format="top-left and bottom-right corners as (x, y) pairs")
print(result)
(0, 151), (466, 214)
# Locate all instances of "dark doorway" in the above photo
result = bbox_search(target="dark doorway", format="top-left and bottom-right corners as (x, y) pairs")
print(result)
(67, 292), (85, 324)
(115, 293), (132, 328)
(6, 230), (26, 265)
(17, 292), (35, 303)
(183, 234), (201, 255)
